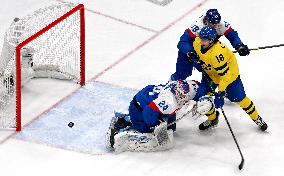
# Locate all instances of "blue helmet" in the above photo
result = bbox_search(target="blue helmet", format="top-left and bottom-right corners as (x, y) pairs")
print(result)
(206, 9), (221, 24)
(199, 26), (218, 41)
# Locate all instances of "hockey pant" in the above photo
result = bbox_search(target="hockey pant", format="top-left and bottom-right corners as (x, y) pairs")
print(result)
(195, 75), (259, 121)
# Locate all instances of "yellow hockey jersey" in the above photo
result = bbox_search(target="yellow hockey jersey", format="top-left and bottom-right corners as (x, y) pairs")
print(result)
(193, 37), (239, 92)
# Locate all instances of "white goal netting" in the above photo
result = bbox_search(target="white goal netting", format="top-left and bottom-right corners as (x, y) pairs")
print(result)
(0, 3), (84, 130)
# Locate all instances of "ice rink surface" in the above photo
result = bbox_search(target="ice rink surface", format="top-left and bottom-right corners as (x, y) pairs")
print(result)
(1, 0), (284, 175)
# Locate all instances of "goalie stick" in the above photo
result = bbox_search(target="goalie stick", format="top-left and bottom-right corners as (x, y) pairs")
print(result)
(166, 104), (199, 127)
(149, 104), (199, 130)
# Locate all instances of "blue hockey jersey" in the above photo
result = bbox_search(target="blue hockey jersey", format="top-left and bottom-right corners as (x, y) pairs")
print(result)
(171, 15), (243, 81)
(129, 81), (198, 133)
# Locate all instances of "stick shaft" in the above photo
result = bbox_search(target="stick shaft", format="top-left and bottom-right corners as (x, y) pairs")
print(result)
(233, 43), (284, 53)
(221, 108), (245, 170)
(167, 106), (196, 127)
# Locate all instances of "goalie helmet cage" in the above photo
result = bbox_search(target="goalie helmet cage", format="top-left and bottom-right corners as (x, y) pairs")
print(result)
(2, 3), (85, 131)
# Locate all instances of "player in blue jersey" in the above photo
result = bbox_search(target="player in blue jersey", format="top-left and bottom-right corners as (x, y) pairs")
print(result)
(171, 9), (250, 81)
(106, 80), (214, 153)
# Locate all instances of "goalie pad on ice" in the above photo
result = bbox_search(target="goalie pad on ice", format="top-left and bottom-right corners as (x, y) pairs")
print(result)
(113, 128), (174, 154)
(105, 112), (132, 150)
(154, 121), (170, 146)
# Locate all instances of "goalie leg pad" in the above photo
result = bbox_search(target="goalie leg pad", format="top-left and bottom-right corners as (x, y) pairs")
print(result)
(106, 116), (118, 150)
(106, 112), (132, 150)
(154, 122), (170, 146)
(113, 129), (174, 154)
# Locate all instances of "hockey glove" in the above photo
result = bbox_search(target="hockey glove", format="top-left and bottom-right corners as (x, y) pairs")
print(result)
(235, 43), (250, 56)
(186, 51), (198, 62)
(214, 91), (225, 109)
(196, 96), (213, 116)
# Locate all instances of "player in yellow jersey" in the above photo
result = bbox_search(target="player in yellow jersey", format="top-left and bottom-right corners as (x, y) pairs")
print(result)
(191, 26), (267, 131)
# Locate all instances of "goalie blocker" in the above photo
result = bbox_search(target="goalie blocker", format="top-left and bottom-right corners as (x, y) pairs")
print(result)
(106, 80), (214, 153)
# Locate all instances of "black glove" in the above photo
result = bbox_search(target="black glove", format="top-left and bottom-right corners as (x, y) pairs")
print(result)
(235, 43), (250, 56)
(186, 51), (198, 62)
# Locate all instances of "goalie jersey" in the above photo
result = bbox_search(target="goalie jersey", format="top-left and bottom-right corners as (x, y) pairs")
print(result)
(129, 80), (198, 133)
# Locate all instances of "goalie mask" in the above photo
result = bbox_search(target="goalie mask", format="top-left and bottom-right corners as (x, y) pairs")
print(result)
(171, 80), (190, 103)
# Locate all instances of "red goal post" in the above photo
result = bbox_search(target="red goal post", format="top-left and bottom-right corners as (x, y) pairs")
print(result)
(13, 4), (85, 131)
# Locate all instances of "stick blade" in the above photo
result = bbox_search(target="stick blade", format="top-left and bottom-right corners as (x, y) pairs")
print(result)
(238, 159), (245, 170)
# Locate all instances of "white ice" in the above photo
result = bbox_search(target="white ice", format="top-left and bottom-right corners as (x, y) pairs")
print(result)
(1, 0), (284, 176)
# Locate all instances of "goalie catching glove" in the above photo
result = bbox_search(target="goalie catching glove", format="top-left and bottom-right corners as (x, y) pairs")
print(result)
(191, 95), (213, 119)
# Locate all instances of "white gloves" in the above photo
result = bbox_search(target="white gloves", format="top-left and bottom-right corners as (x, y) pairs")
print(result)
(193, 95), (213, 119)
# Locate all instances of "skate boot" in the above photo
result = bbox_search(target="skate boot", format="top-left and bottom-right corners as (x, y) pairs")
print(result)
(106, 113), (132, 149)
(199, 111), (219, 130)
(253, 116), (268, 131)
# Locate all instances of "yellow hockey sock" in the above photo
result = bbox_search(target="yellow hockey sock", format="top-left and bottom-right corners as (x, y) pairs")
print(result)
(236, 96), (259, 120)
(206, 106), (217, 120)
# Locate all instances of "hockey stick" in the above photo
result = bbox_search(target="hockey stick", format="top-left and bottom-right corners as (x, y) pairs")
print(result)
(220, 107), (245, 170)
(201, 72), (245, 170)
(233, 43), (284, 53)
(212, 94), (245, 170)
(166, 105), (199, 127)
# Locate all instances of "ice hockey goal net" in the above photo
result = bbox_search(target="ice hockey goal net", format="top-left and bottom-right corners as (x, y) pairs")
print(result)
(0, 3), (85, 131)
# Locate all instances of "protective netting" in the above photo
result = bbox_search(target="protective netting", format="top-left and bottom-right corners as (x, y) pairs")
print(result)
(0, 3), (83, 130)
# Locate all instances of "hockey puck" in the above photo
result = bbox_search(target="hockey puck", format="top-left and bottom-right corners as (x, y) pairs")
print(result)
(68, 122), (74, 128)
